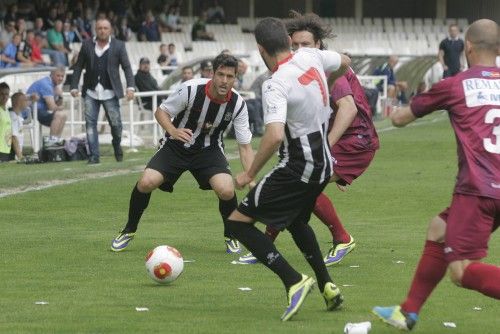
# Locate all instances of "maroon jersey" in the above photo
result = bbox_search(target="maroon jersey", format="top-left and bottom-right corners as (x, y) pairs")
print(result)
(329, 68), (379, 152)
(411, 66), (500, 199)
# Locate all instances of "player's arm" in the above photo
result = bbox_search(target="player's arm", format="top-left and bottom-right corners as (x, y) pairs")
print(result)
(44, 96), (63, 112)
(327, 54), (351, 87)
(328, 94), (357, 147)
(438, 49), (447, 70)
(155, 84), (192, 142)
(389, 105), (416, 127)
(11, 135), (23, 160)
(232, 102), (255, 175)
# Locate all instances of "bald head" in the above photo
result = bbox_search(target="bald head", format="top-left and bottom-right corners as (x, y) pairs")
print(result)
(465, 19), (498, 54)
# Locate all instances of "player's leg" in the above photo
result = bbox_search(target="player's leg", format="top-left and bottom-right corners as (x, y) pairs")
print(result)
(209, 173), (241, 254)
(373, 214), (447, 331)
(102, 97), (123, 162)
(447, 197), (500, 299)
(83, 96), (101, 162)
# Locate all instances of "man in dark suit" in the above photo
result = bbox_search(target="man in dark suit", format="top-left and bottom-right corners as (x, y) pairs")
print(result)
(70, 18), (135, 164)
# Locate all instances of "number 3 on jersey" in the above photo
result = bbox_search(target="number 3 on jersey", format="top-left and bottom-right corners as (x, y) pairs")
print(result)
(298, 67), (328, 106)
(484, 108), (500, 154)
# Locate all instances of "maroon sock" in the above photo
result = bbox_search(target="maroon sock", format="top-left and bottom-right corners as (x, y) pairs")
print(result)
(461, 262), (500, 299)
(265, 226), (280, 242)
(401, 240), (447, 314)
(313, 192), (350, 244)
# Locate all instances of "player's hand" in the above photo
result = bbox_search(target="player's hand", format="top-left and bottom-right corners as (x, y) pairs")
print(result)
(126, 89), (134, 101)
(248, 181), (257, 190)
(336, 183), (347, 192)
(70, 90), (80, 98)
(171, 128), (193, 143)
(235, 172), (253, 190)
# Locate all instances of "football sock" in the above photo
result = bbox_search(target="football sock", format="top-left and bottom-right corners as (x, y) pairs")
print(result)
(124, 184), (151, 233)
(227, 219), (302, 290)
(313, 192), (350, 244)
(401, 240), (447, 314)
(265, 226), (280, 242)
(219, 193), (238, 238)
(461, 262), (500, 299)
(287, 222), (332, 292)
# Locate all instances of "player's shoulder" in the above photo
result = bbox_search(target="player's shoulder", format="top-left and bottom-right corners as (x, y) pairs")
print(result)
(179, 78), (210, 90)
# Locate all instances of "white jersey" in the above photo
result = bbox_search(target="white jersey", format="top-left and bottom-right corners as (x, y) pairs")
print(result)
(9, 111), (24, 149)
(262, 48), (341, 183)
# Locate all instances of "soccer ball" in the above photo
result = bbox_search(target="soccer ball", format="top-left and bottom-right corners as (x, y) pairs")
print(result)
(145, 245), (184, 284)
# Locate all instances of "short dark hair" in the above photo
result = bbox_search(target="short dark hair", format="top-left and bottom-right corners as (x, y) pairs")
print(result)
(0, 82), (10, 91)
(212, 53), (238, 74)
(182, 65), (193, 72)
(254, 17), (290, 56)
(286, 10), (334, 50)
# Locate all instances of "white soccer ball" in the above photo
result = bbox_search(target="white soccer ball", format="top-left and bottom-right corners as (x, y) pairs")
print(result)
(145, 245), (184, 284)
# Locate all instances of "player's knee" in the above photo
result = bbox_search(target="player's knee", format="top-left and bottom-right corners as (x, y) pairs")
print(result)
(449, 267), (464, 287)
(137, 175), (160, 192)
(426, 215), (446, 242)
(55, 110), (67, 121)
(215, 187), (235, 201)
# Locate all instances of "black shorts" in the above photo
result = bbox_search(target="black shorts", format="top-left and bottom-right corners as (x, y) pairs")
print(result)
(237, 167), (328, 231)
(147, 141), (231, 192)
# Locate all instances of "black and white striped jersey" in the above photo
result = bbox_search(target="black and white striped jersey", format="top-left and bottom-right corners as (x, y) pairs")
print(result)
(159, 78), (252, 151)
(262, 48), (342, 184)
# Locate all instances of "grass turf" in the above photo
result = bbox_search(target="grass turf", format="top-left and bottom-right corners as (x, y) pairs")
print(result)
(0, 113), (498, 333)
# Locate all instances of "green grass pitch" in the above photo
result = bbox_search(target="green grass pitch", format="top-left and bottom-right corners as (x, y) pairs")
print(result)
(1, 113), (498, 333)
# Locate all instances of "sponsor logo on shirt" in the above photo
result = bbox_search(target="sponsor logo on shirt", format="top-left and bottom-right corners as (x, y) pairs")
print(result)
(481, 71), (500, 78)
(462, 78), (500, 107)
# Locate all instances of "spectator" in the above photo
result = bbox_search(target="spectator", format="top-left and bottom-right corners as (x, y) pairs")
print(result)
(0, 82), (12, 162)
(200, 60), (214, 79)
(15, 18), (27, 41)
(34, 17), (47, 38)
(438, 23), (465, 78)
(157, 43), (178, 74)
(47, 20), (69, 65)
(134, 57), (165, 111)
(234, 59), (250, 90)
(139, 10), (160, 42)
(45, 7), (59, 30)
(191, 12), (215, 41)
(9, 92), (29, 161)
(115, 17), (132, 42)
(159, 4), (181, 32)
(70, 18), (135, 164)
(170, 65), (194, 90)
(26, 67), (67, 142)
(4, 4), (18, 25)
(206, 0), (226, 24)
(373, 55), (407, 100)
(0, 20), (16, 50)
(63, 21), (81, 44)
(1, 33), (22, 68)
(16, 29), (36, 67)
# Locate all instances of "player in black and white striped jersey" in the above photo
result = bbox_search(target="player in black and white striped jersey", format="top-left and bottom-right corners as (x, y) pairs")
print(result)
(226, 18), (351, 320)
(111, 53), (255, 254)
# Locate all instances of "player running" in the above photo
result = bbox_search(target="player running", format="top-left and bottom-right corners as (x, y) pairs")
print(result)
(238, 11), (379, 266)
(373, 19), (500, 331)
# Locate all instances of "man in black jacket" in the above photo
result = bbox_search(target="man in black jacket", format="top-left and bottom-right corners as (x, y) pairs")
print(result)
(134, 57), (164, 111)
(70, 18), (135, 164)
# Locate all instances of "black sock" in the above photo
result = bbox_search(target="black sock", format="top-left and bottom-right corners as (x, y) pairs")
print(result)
(219, 193), (237, 238)
(124, 184), (151, 233)
(287, 223), (332, 292)
(227, 219), (302, 290)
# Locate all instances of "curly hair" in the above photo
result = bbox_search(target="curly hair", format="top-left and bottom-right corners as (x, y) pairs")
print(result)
(285, 10), (335, 50)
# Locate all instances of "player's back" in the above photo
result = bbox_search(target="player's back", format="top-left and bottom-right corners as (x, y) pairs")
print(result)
(263, 47), (342, 183)
(412, 65), (500, 199)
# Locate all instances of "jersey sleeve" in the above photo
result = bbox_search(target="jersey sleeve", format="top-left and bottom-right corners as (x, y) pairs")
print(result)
(10, 114), (21, 137)
(410, 77), (453, 117)
(232, 99), (252, 145)
(159, 83), (189, 118)
(330, 76), (352, 103)
(262, 78), (287, 125)
(40, 82), (54, 98)
(317, 49), (341, 73)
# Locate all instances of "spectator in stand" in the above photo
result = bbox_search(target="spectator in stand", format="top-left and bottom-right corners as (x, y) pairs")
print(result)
(0, 82), (12, 162)
(115, 17), (132, 42)
(9, 92), (29, 161)
(159, 4), (181, 32)
(34, 17), (47, 38)
(191, 11), (215, 41)
(0, 33), (22, 68)
(134, 57), (165, 111)
(169, 65), (194, 91)
(26, 67), (67, 142)
(200, 60), (214, 79)
(63, 21), (81, 44)
(438, 23), (465, 78)
(373, 55), (407, 101)
(4, 4), (18, 25)
(206, 0), (226, 24)
(16, 29), (36, 67)
(234, 59), (250, 90)
(34, 33), (60, 65)
(0, 21), (16, 50)
(139, 10), (161, 42)
(47, 20), (69, 65)
(45, 7), (59, 30)
(157, 43), (178, 66)
(16, 18), (27, 41)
